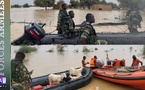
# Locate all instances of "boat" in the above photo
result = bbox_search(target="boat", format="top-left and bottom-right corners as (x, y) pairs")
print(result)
(93, 68), (145, 90)
(11, 22), (145, 45)
(30, 67), (93, 90)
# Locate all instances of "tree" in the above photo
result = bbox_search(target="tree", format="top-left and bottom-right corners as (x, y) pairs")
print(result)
(107, 2), (118, 9)
(100, 0), (107, 4)
(117, 0), (145, 10)
(23, 3), (30, 8)
(11, 4), (21, 8)
(70, 0), (80, 8)
(80, 0), (99, 9)
(34, 0), (55, 10)
(57, 0), (64, 5)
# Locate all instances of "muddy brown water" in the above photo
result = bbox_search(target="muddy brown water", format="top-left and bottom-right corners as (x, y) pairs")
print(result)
(11, 7), (145, 41)
(11, 45), (144, 90)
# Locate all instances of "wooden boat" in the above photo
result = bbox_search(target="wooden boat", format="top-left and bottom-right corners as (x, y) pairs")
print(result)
(30, 67), (93, 90)
(93, 68), (145, 90)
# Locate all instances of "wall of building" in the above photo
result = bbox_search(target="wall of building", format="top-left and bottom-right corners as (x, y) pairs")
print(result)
(91, 4), (112, 11)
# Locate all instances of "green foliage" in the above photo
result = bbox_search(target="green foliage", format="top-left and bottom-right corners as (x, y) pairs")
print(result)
(117, 0), (145, 10)
(82, 46), (91, 52)
(47, 48), (54, 52)
(57, 0), (64, 5)
(11, 4), (21, 8)
(100, 0), (107, 4)
(17, 46), (37, 53)
(70, 0), (80, 8)
(107, 2), (118, 9)
(34, 0), (55, 9)
(80, 0), (99, 9)
(23, 3), (30, 8)
(57, 45), (67, 52)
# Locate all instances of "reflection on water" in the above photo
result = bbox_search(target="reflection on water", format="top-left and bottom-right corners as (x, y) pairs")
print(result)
(11, 7), (145, 41)
(11, 45), (143, 90)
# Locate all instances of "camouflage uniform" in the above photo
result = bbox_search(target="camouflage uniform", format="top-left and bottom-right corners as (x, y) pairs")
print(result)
(80, 22), (97, 44)
(57, 9), (68, 34)
(11, 59), (31, 90)
(63, 17), (76, 38)
(126, 9), (142, 33)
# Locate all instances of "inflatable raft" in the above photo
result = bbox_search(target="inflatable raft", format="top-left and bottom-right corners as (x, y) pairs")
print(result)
(93, 68), (145, 90)
(30, 67), (93, 90)
(11, 22), (145, 45)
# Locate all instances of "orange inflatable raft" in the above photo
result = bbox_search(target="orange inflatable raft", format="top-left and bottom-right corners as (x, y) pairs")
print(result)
(93, 68), (145, 90)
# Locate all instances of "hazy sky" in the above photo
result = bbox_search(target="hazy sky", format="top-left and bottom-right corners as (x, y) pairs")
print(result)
(11, 0), (119, 5)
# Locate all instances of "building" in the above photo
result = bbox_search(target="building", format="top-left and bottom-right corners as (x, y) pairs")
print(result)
(91, 4), (112, 11)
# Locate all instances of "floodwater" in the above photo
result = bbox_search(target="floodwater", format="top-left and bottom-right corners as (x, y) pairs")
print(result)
(10, 7), (145, 41)
(11, 45), (144, 90)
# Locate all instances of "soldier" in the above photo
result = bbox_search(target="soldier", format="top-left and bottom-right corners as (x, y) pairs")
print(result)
(11, 52), (33, 90)
(57, 3), (69, 34)
(80, 13), (97, 44)
(63, 11), (77, 38)
(126, 7), (143, 33)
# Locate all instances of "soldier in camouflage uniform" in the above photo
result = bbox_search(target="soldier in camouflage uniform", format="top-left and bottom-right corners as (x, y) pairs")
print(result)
(80, 13), (97, 44)
(126, 7), (143, 33)
(57, 3), (69, 34)
(63, 11), (77, 38)
(11, 52), (33, 90)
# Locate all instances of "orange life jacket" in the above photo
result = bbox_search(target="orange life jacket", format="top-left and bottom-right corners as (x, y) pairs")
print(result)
(113, 60), (126, 68)
(90, 58), (96, 68)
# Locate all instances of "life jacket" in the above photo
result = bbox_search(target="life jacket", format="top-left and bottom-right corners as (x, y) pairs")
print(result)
(90, 58), (96, 68)
(113, 60), (126, 68)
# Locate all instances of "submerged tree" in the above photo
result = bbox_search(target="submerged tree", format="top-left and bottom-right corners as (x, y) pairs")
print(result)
(16, 46), (37, 53)
(57, 45), (67, 52)
(34, 0), (55, 10)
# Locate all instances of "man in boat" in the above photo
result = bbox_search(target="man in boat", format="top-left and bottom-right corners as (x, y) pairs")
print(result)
(11, 52), (33, 90)
(57, 3), (69, 34)
(131, 55), (143, 69)
(90, 56), (98, 69)
(62, 11), (78, 38)
(126, 6), (143, 33)
(82, 56), (89, 67)
(80, 13), (98, 44)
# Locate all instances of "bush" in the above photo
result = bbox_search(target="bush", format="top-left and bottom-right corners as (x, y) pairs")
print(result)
(23, 3), (30, 8)
(57, 45), (67, 52)
(11, 4), (21, 8)
(82, 46), (90, 52)
(17, 46), (37, 53)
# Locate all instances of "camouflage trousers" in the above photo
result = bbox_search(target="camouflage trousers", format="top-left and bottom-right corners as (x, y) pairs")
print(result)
(12, 81), (30, 90)
(128, 23), (138, 33)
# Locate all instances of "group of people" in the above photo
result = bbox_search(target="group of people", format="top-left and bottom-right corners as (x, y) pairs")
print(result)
(57, 3), (143, 44)
(126, 6), (143, 33)
(11, 52), (144, 90)
(57, 3), (97, 44)
(82, 55), (143, 69)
